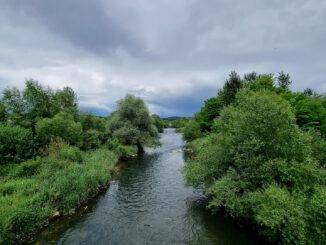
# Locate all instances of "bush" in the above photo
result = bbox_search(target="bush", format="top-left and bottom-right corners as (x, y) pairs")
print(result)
(82, 129), (101, 150)
(106, 138), (137, 159)
(0, 125), (34, 164)
(36, 112), (82, 147)
(183, 119), (203, 142)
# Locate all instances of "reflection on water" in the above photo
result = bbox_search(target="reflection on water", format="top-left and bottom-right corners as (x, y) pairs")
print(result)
(35, 128), (259, 245)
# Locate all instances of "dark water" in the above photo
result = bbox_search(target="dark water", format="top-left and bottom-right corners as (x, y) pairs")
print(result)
(36, 129), (259, 245)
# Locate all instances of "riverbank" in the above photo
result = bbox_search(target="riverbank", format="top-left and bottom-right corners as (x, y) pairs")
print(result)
(34, 129), (259, 245)
(0, 141), (119, 244)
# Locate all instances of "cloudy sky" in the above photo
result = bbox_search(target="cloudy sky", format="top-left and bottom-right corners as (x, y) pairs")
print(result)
(0, 0), (325, 116)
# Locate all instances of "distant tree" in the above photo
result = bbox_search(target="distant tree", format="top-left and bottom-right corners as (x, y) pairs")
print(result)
(183, 118), (203, 141)
(303, 88), (318, 97)
(247, 74), (276, 92)
(1, 86), (26, 125)
(243, 71), (258, 83)
(152, 114), (164, 133)
(109, 94), (159, 152)
(277, 71), (292, 90)
(219, 71), (243, 106)
(54, 87), (78, 117)
(196, 96), (223, 132)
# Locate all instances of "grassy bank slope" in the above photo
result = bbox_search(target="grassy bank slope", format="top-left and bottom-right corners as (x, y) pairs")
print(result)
(0, 142), (118, 244)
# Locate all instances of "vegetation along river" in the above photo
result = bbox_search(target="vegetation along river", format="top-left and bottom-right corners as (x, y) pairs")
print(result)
(35, 128), (259, 245)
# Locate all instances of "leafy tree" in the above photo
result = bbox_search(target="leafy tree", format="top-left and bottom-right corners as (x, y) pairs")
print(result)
(36, 112), (83, 146)
(152, 114), (164, 133)
(183, 118), (203, 142)
(303, 88), (317, 97)
(1, 86), (26, 126)
(54, 87), (78, 116)
(23, 79), (57, 134)
(23, 79), (55, 119)
(277, 71), (292, 90)
(109, 94), (159, 152)
(196, 96), (223, 132)
(282, 92), (326, 135)
(243, 71), (258, 83)
(246, 74), (276, 92)
(184, 90), (324, 244)
(0, 125), (34, 164)
(219, 71), (243, 106)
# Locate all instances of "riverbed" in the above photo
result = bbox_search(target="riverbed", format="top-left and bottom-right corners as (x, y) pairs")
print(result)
(35, 128), (258, 245)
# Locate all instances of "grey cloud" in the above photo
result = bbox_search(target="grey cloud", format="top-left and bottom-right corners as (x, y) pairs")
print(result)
(0, 0), (325, 116)
(2, 0), (142, 55)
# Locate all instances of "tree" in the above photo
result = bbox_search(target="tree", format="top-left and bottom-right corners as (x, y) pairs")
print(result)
(36, 112), (83, 146)
(243, 71), (258, 83)
(282, 92), (326, 135)
(1, 86), (26, 126)
(219, 71), (243, 106)
(277, 71), (292, 90)
(109, 94), (159, 152)
(152, 114), (164, 133)
(54, 87), (78, 117)
(23, 79), (57, 135)
(196, 96), (223, 132)
(303, 88), (317, 97)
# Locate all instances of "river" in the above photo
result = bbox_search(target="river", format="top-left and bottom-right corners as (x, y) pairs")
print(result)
(35, 128), (259, 245)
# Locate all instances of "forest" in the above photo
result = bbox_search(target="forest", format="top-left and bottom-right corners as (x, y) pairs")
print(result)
(182, 71), (326, 244)
(0, 80), (163, 244)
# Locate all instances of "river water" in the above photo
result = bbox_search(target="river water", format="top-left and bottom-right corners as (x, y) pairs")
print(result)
(35, 128), (259, 245)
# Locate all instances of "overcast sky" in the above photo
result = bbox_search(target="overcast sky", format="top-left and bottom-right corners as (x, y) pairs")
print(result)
(0, 0), (325, 116)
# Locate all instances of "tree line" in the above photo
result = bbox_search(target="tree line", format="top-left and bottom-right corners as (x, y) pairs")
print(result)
(182, 71), (326, 244)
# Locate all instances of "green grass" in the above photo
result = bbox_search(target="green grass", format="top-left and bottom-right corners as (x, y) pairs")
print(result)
(0, 143), (118, 244)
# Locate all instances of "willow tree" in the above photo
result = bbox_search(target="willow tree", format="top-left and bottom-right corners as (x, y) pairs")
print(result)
(109, 94), (159, 152)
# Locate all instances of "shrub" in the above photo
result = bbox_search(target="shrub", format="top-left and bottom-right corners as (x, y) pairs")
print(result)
(82, 129), (101, 150)
(106, 138), (137, 159)
(36, 112), (82, 147)
(183, 119), (203, 142)
(0, 125), (34, 164)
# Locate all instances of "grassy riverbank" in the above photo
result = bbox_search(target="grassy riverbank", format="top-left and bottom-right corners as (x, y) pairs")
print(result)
(0, 142), (118, 244)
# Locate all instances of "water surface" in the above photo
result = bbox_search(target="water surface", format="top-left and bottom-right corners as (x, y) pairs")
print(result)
(36, 129), (258, 245)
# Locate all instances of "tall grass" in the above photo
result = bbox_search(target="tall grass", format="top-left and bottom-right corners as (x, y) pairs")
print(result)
(0, 142), (117, 244)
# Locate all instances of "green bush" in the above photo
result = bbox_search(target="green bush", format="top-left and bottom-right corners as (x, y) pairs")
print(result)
(0, 125), (34, 165)
(183, 119), (203, 142)
(106, 138), (137, 159)
(82, 129), (101, 150)
(36, 112), (82, 147)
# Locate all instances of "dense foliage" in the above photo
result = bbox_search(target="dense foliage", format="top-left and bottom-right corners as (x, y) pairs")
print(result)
(183, 71), (326, 244)
(0, 80), (162, 243)
(109, 94), (159, 152)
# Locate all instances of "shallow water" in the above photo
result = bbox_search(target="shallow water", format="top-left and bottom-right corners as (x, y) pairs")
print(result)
(35, 128), (259, 245)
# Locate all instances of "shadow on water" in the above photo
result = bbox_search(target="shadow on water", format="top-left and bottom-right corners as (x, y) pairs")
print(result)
(35, 128), (261, 245)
